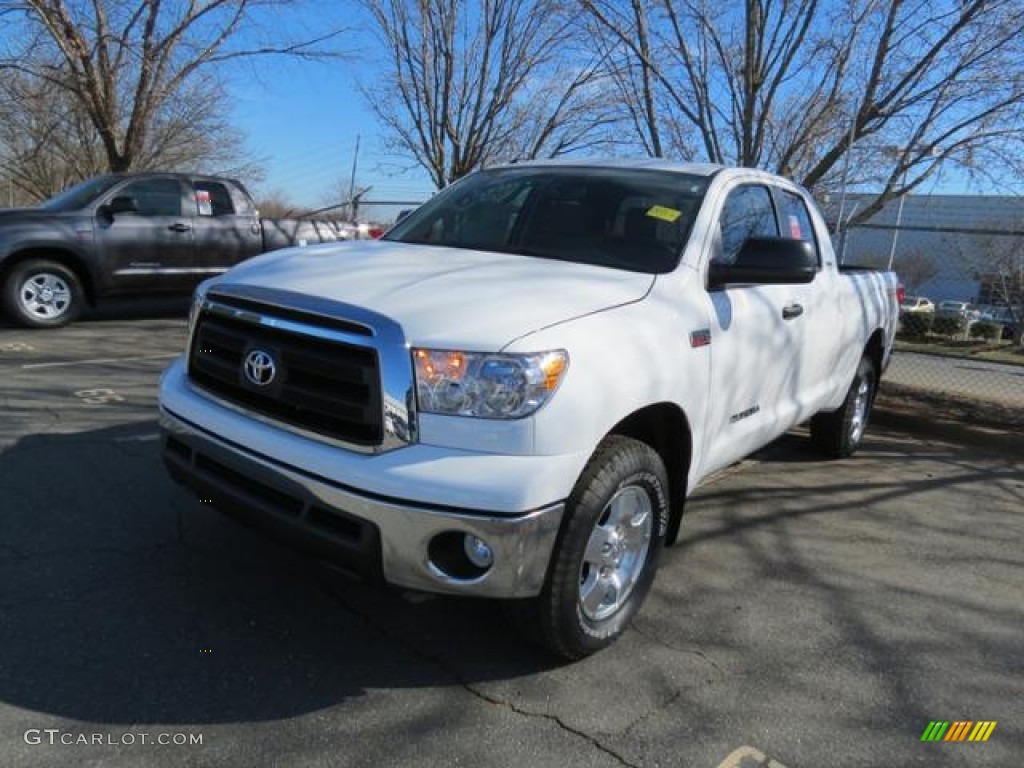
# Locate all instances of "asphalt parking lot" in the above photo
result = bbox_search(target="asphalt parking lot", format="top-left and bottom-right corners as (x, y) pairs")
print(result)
(2, 302), (1022, 768)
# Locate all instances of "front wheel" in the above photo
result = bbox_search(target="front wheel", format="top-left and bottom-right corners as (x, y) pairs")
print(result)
(810, 355), (877, 459)
(3, 259), (84, 328)
(505, 435), (669, 659)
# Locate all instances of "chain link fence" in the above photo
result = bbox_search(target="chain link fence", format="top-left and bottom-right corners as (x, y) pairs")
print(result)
(837, 194), (1024, 415)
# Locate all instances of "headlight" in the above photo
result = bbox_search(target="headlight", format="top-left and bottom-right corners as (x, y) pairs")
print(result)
(413, 348), (568, 419)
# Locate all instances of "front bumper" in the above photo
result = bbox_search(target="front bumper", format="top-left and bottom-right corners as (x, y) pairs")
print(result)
(160, 408), (564, 598)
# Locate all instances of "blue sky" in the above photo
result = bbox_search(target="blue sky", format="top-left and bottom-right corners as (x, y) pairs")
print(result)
(223, 6), (1002, 216)
(229, 37), (435, 212)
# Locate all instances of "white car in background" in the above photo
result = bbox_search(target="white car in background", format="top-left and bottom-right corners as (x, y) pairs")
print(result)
(900, 296), (935, 314)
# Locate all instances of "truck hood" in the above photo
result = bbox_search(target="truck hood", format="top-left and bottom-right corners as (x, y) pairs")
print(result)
(0, 208), (46, 223)
(212, 239), (654, 348)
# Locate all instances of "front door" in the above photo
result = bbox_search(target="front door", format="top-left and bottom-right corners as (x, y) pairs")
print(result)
(95, 177), (196, 292)
(700, 182), (809, 475)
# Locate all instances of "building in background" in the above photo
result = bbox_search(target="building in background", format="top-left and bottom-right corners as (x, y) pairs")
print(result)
(823, 194), (1024, 307)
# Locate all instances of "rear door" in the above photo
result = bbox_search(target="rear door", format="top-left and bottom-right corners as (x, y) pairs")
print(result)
(189, 179), (263, 272)
(771, 187), (839, 417)
(94, 177), (196, 292)
(699, 182), (810, 475)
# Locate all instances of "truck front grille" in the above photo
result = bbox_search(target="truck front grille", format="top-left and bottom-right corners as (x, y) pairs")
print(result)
(188, 309), (383, 446)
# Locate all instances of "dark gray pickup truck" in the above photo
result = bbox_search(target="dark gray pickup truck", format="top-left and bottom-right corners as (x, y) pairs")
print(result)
(0, 172), (350, 328)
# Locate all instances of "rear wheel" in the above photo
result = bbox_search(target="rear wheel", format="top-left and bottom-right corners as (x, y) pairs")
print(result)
(810, 356), (876, 458)
(3, 259), (84, 328)
(505, 435), (669, 659)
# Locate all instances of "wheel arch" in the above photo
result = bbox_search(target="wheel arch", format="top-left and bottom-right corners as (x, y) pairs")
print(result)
(1, 248), (98, 306)
(607, 402), (692, 547)
(863, 329), (885, 391)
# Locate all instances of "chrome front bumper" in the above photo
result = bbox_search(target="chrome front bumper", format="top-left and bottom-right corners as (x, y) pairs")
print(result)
(160, 408), (564, 598)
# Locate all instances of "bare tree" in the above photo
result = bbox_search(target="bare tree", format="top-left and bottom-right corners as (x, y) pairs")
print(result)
(361, 0), (618, 189)
(584, 1), (668, 159)
(582, 0), (1024, 226)
(945, 223), (1024, 341)
(0, 68), (260, 202)
(253, 193), (297, 219)
(0, 71), (107, 201)
(0, 0), (342, 187)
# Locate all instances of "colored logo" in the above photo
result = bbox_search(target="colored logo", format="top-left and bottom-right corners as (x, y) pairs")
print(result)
(921, 721), (996, 742)
(243, 349), (276, 387)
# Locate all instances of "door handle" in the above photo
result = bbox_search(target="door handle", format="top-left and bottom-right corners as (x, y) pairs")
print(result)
(168, 222), (192, 232)
(782, 303), (804, 320)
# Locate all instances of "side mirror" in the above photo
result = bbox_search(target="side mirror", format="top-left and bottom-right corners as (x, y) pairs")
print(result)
(104, 196), (139, 216)
(709, 237), (817, 289)
(395, 208), (413, 224)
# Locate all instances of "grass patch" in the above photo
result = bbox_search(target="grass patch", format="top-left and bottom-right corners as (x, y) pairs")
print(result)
(894, 337), (1024, 367)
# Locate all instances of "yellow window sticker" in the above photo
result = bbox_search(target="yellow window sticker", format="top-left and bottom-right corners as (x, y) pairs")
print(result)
(646, 205), (681, 223)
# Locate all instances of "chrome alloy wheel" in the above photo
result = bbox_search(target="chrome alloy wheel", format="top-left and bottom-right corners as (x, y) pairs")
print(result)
(20, 272), (72, 320)
(850, 376), (871, 444)
(578, 485), (653, 621)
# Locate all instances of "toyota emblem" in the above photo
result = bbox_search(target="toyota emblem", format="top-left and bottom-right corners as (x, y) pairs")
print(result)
(243, 349), (276, 387)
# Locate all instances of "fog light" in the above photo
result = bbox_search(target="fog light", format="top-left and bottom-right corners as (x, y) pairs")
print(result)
(463, 535), (494, 568)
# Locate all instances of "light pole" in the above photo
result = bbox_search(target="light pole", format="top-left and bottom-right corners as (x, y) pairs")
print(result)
(839, 202), (860, 264)
(838, 136), (936, 270)
(886, 170), (908, 271)
(885, 146), (941, 270)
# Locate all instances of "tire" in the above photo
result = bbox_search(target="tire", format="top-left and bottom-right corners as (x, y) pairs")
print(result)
(505, 435), (669, 660)
(3, 259), (84, 328)
(810, 356), (876, 459)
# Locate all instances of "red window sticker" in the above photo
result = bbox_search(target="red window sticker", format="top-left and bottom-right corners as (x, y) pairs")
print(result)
(788, 214), (802, 239)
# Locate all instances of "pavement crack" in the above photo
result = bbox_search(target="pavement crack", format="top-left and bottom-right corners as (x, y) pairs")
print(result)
(457, 679), (640, 768)
(620, 688), (683, 737)
(630, 622), (727, 678)
(317, 584), (640, 768)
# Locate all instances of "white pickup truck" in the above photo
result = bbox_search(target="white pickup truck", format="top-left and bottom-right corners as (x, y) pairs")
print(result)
(159, 160), (900, 658)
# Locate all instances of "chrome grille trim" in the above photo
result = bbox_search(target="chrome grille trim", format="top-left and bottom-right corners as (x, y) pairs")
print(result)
(188, 283), (416, 453)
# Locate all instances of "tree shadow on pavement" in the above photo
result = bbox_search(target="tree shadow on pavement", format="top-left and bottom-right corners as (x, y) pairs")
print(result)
(629, 428), (1024, 766)
(0, 421), (562, 727)
(2, 418), (1020, 767)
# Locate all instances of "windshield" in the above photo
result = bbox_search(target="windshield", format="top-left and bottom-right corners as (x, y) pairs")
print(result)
(41, 175), (121, 212)
(384, 166), (709, 274)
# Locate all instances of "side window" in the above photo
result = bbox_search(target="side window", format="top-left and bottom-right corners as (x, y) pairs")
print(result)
(716, 185), (777, 265)
(193, 181), (235, 217)
(117, 179), (183, 217)
(777, 190), (819, 263)
(227, 184), (255, 215)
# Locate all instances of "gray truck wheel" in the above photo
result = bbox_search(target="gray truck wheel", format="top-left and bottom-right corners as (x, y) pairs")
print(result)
(3, 259), (83, 328)
(810, 356), (876, 459)
(505, 435), (669, 659)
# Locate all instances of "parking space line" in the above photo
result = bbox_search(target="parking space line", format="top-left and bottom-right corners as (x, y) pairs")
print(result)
(21, 353), (179, 370)
(715, 746), (791, 768)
